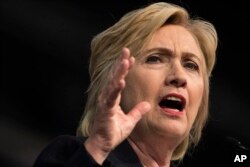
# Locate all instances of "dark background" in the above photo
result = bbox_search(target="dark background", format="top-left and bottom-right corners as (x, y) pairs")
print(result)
(1, 0), (250, 166)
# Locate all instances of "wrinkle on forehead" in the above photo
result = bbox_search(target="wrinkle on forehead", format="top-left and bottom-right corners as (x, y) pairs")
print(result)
(147, 25), (203, 61)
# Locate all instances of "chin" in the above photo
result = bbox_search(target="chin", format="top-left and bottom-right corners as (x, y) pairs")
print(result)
(148, 118), (188, 139)
(166, 123), (188, 138)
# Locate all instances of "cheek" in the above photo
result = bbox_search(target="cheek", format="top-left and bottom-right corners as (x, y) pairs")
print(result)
(188, 81), (204, 123)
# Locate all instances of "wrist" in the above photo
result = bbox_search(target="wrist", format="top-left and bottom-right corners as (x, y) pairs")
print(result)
(84, 136), (111, 165)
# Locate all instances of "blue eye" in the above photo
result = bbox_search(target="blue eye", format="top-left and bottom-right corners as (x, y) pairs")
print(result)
(145, 55), (161, 64)
(184, 61), (199, 71)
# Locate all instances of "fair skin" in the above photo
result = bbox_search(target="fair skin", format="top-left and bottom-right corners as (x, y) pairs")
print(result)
(85, 25), (205, 167)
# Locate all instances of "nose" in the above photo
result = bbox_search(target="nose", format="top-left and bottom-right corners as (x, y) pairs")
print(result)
(165, 63), (187, 88)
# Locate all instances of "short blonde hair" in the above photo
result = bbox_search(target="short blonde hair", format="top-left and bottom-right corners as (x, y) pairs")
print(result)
(77, 2), (217, 161)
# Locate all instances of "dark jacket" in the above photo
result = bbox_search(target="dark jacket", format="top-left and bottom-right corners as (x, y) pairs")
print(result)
(33, 135), (143, 167)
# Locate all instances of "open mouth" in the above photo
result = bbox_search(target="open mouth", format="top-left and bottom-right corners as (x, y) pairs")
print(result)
(159, 95), (186, 112)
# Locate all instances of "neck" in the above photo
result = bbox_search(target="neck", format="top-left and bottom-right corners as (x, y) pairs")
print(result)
(128, 136), (176, 167)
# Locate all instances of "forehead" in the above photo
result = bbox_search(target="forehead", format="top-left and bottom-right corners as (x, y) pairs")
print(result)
(147, 25), (203, 59)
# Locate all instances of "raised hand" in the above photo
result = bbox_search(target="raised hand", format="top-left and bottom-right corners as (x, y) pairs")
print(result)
(84, 48), (151, 164)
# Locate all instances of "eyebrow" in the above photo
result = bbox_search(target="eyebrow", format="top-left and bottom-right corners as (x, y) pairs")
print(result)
(144, 47), (202, 63)
(144, 47), (174, 56)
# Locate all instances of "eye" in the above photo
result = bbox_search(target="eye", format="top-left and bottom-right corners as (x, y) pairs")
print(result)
(145, 55), (162, 64)
(184, 61), (199, 71)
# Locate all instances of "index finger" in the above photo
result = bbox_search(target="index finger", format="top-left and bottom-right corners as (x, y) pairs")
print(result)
(100, 48), (132, 108)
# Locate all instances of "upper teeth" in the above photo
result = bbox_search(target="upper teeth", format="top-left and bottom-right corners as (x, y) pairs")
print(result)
(167, 96), (181, 102)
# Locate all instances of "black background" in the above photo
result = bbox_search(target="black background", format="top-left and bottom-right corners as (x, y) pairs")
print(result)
(1, 0), (250, 166)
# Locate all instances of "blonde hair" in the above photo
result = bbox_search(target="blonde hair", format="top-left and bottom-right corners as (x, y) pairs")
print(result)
(77, 2), (217, 161)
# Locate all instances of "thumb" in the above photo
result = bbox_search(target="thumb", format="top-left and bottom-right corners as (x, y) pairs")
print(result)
(127, 102), (151, 125)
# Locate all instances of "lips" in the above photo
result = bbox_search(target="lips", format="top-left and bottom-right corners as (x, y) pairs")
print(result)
(159, 93), (186, 112)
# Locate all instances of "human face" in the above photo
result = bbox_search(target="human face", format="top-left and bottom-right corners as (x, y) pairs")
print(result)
(121, 25), (205, 139)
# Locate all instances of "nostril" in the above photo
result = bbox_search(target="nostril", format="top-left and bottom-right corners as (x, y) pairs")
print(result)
(170, 79), (179, 86)
(169, 78), (186, 87)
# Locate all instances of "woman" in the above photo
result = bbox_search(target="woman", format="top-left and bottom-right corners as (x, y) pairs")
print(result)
(34, 2), (217, 167)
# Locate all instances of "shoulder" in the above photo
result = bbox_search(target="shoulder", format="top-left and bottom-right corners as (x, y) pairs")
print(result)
(40, 135), (85, 154)
(48, 135), (85, 147)
(33, 135), (93, 167)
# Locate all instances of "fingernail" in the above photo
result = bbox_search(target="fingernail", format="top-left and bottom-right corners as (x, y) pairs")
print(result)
(142, 102), (151, 111)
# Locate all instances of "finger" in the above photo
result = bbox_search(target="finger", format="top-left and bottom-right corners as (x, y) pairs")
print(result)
(115, 48), (131, 81)
(127, 102), (151, 125)
(107, 64), (129, 105)
(120, 47), (130, 60)
(101, 48), (131, 108)
(105, 79), (124, 108)
(128, 56), (135, 70)
(122, 48), (135, 70)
